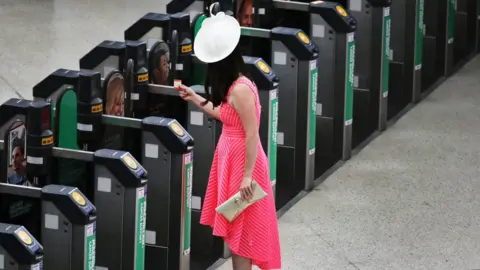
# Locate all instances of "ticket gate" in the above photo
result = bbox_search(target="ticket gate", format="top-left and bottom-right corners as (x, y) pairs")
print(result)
(454, 0), (479, 63)
(452, 0), (464, 63)
(418, 0), (453, 90)
(32, 71), (195, 270)
(337, 1), (391, 142)
(124, 12), (279, 186)
(80, 40), (176, 118)
(388, 0), (423, 115)
(0, 99), (147, 270)
(239, 26), (318, 208)
(0, 103), (96, 270)
(0, 223), (44, 270)
(79, 37), (278, 266)
(80, 40), (212, 268)
(245, 58), (279, 189)
(476, 1), (480, 52)
(143, 85), (224, 269)
(0, 181), (95, 270)
(0, 116), (97, 270)
(256, 1), (355, 175)
(77, 40), (150, 119)
(166, 0), (233, 19)
(124, 12), (194, 85)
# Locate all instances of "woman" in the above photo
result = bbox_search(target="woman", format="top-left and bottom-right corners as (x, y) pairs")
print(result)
(178, 11), (281, 270)
(105, 74), (125, 116)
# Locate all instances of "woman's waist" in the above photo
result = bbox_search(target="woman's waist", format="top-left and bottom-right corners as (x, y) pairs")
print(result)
(221, 127), (246, 138)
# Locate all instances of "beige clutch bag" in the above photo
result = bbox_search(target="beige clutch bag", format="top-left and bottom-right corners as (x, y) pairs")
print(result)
(215, 181), (268, 222)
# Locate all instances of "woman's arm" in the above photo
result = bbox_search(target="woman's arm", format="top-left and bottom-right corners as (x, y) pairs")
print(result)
(192, 94), (221, 120)
(230, 84), (258, 178)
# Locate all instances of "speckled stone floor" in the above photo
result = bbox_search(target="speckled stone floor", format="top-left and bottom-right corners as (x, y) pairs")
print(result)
(0, 0), (165, 103)
(2, 1), (480, 270)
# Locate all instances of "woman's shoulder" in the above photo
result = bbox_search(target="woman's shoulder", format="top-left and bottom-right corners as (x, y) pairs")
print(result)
(233, 76), (257, 91)
(227, 76), (258, 99)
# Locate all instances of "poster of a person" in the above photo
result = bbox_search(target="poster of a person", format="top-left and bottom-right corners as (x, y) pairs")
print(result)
(105, 73), (125, 117)
(150, 42), (171, 85)
(236, 0), (253, 27)
(7, 123), (30, 186)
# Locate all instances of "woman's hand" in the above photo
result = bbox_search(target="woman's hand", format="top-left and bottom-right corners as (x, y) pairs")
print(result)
(178, 84), (198, 102)
(177, 84), (221, 120)
(240, 177), (253, 201)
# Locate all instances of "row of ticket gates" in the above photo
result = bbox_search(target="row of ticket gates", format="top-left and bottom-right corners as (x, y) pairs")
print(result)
(1, 0), (479, 269)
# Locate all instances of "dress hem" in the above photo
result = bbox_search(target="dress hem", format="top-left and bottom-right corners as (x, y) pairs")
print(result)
(200, 221), (282, 270)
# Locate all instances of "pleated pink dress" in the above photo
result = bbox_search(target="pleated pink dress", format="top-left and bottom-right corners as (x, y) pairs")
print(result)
(200, 76), (281, 269)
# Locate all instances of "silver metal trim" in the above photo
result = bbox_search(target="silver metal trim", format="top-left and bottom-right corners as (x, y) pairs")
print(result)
(240, 27), (271, 38)
(148, 84), (180, 96)
(0, 183), (42, 198)
(273, 0), (309, 12)
(52, 147), (94, 162)
(101, 115), (142, 129)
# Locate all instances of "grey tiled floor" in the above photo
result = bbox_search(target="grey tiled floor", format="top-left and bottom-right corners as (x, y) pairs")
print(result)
(0, 0), (165, 103)
(2, 1), (480, 269)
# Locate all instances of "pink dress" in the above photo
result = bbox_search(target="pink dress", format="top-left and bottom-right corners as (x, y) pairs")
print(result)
(200, 76), (282, 269)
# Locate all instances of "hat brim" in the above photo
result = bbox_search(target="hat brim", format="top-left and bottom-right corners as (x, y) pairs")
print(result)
(194, 16), (241, 64)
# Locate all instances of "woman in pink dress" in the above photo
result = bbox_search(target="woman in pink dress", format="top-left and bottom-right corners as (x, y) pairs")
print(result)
(177, 10), (281, 270)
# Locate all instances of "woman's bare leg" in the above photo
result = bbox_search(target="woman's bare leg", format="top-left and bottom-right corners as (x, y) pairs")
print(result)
(231, 253), (252, 270)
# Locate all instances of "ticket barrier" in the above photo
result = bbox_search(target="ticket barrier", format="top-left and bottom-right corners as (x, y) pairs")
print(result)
(79, 37), (277, 266)
(388, 0), (423, 113)
(0, 101), (96, 270)
(453, 0), (479, 63)
(0, 181), (95, 270)
(333, 1), (391, 146)
(335, 0), (424, 118)
(143, 82), (224, 269)
(0, 223), (44, 270)
(417, 0), (453, 90)
(79, 37), (202, 205)
(166, 0), (233, 19)
(239, 26), (318, 208)
(32, 70), (195, 270)
(476, 1), (480, 52)
(124, 11), (278, 196)
(79, 39), (178, 119)
(124, 12), (194, 86)
(32, 67), (162, 160)
(0, 99), (147, 270)
(257, 1), (355, 175)
(76, 40), (149, 119)
(258, 0), (388, 143)
(453, 0), (466, 62)
(123, 11), (218, 87)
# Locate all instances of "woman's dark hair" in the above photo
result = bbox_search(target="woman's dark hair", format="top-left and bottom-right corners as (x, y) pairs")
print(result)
(203, 46), (249, 107)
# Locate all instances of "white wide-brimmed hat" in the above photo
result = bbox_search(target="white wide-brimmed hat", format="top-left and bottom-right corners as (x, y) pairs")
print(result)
(194, 5), (241, 63)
